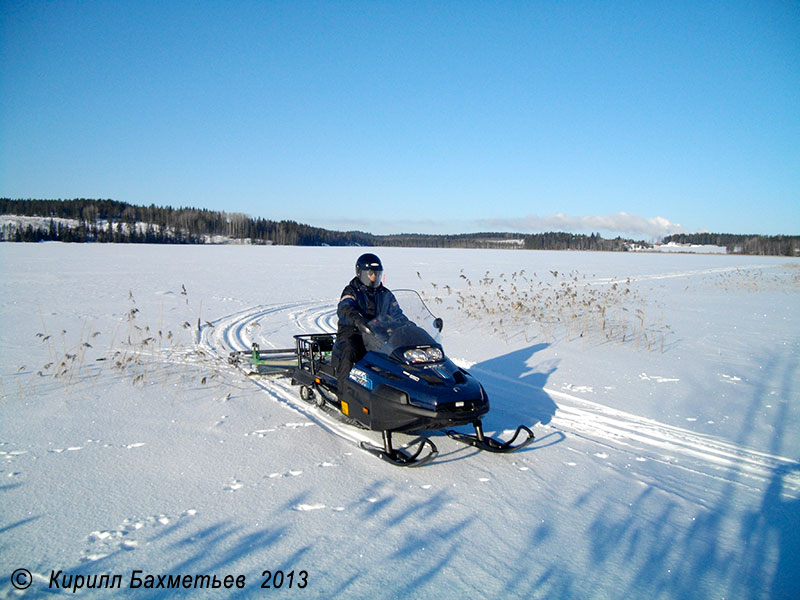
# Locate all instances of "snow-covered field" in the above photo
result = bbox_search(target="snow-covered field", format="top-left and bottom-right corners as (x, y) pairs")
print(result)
(1, 243), (798, 599)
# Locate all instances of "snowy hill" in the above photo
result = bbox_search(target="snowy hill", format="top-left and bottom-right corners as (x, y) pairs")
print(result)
(0, 215), (248, 245)
(632, 241), (728, 254)
(1, 244), (799, 598)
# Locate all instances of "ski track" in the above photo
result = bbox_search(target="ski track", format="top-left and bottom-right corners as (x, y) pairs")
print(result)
(200, 301), (800, 502)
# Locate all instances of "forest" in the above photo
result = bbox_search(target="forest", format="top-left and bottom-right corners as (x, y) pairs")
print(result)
(662, 232), (799, 256)
(2, 198), (798, 255)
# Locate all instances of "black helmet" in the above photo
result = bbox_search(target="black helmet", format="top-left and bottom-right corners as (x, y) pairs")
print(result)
(355, 253), (383, 288)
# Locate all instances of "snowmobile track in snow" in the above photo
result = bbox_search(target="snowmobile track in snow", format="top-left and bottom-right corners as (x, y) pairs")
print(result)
(200, 300), (397, 454)
(547, 388), (800, 501)
(200, 301), (800, 493)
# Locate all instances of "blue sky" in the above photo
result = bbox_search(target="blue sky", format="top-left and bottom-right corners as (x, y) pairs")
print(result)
(1, 1), (798, 238)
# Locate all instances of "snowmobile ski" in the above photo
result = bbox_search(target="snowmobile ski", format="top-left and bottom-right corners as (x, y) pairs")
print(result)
(359, 431), (439, 467)
(295, 381), (438, 466)
(446, 421), (535, 453)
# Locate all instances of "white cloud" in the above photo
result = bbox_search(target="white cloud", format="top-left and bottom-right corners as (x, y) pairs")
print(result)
(307, 212), (688, 239)
(483, 212), (688, 240)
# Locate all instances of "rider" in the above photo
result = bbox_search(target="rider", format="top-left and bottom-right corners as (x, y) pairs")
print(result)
(333, 253), (405, 393)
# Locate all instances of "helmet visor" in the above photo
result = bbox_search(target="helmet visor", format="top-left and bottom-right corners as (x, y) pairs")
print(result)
(359, 268), (383, 288)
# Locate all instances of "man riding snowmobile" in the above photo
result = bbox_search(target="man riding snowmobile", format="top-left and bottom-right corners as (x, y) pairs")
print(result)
(333, 253), (407, 393)
(283, 253), (535, 465)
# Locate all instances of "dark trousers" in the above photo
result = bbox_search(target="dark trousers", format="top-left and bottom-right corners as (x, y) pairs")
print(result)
(332, 333), (365, 393)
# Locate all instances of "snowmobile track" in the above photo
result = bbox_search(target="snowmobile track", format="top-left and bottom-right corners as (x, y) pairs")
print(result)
(201, 301), (800, 492)
(548, 388), (800, 500)
(200, 300), (412, 457)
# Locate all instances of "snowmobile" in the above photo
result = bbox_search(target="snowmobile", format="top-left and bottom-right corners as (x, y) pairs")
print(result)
(229, 290), (534, 466)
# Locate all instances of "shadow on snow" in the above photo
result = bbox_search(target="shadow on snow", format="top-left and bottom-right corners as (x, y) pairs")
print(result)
(470, 343), (559, 429)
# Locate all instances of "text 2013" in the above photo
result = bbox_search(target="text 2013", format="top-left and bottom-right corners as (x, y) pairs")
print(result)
(261, 570), (308, 589)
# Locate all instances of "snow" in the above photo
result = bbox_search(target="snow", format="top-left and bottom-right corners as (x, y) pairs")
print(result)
(1, 243), (799, 598)
(643, 242), (729, 254)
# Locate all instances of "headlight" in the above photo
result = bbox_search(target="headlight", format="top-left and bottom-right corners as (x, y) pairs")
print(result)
(403, 347), (444, 364)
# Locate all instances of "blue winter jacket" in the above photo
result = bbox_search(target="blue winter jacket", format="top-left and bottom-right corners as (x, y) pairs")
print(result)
(337, 277), (404, 338)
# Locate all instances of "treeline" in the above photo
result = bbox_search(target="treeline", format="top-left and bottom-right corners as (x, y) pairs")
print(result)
(663, 233), (800, 256)
(3, 198), (796, 255)
(523, 231), (630, 251)
(356, 231), (628, 251)
(7, 217), (206, 244)
(0, 198), (374, 246)
(2, 198), (640, 250)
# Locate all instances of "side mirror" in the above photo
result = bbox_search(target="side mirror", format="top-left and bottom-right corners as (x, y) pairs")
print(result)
(433, 317), (444, 332)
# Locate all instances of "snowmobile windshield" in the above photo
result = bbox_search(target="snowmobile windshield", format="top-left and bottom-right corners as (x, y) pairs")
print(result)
(363, 320), (443, 363)
(391, 290), (443, 341)
(361, 290), (444, 363)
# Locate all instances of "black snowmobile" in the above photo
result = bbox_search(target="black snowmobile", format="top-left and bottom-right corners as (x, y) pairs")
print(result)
(230, 290), (534, 466)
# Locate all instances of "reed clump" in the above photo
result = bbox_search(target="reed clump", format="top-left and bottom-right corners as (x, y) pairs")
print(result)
(423, 269), (672, 352)
(25, 284), (225, 393)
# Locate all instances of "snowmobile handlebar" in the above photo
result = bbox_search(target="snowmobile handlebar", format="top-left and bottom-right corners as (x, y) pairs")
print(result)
(358, 318), (393, 344)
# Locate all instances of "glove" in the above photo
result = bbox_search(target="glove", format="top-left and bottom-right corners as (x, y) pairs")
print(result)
(371, 321), (391, 343)
(354, 315), (372, 335)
